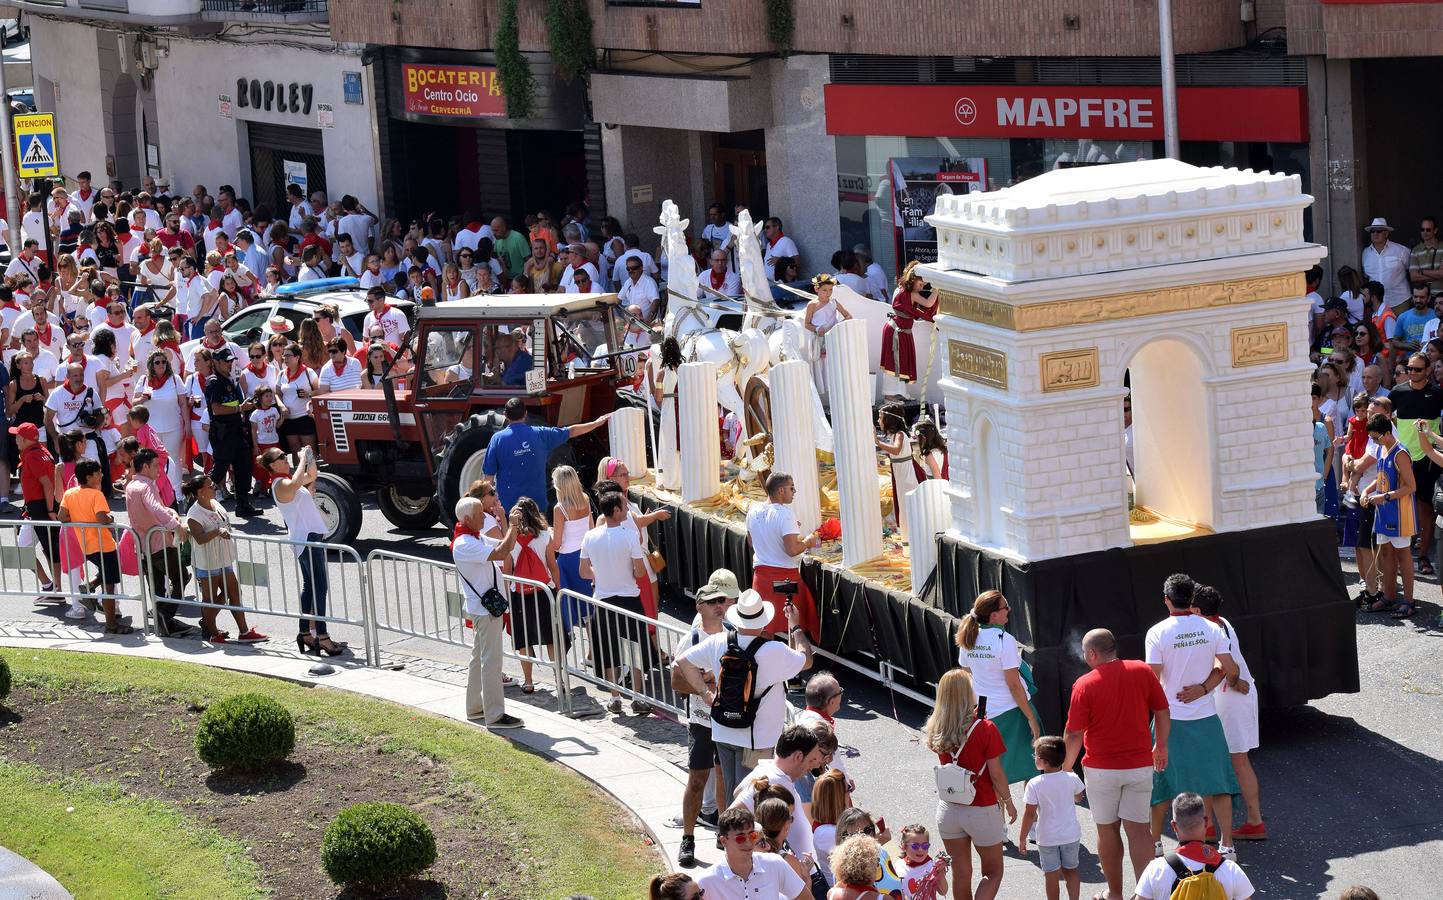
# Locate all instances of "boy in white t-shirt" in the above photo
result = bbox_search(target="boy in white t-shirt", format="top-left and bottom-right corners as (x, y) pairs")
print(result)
(1017, 736), (1085, 900)
(248, 386), (283, 490)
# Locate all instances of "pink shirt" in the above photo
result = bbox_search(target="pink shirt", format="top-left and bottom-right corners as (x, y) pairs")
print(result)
(125, 474), (180, 552)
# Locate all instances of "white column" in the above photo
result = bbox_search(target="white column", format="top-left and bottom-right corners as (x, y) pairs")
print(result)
(609, 406), (649, 479)
(906, 480), (952, 603)
(824, 319), (883, 566)
(771, 360), (821, 535)
(678, 361), (721, 503)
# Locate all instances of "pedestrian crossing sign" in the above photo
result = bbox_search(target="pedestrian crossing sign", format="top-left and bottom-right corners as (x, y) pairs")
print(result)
(13, 113), (59, 178)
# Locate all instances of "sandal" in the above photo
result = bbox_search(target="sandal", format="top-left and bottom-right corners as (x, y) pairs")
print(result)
(521, 682), (536, 694)
(1391, 600), (1417, 619)
(1418, 558), (1436, 576)
(1365, 597), (1397, 613)
(104, 623), (134, 635)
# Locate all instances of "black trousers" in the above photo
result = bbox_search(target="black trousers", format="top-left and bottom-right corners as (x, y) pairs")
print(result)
(209, 418), (252, 498)
(148, 546), (186, 624)
(85, 431), (111, 490)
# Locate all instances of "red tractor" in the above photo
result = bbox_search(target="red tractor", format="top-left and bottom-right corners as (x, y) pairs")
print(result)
(311, 292), (646, 543)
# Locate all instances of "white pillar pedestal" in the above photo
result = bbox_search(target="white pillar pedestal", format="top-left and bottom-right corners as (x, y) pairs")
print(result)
(906, 479), (952, 603)
(610, 406), (649, 479)
(678, 361), (721, 503)
(771, 360), (822, 535)
(824, 319), (884, 567)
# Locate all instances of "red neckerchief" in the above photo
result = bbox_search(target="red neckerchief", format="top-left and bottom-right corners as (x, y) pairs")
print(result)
(767, 231), (783, 248)
(285, 362), (304, 382)
(247, 361), (269, 378)
(147, 372), (171, 391)
(106, 317), (126, 333)
(136, 322), (156, 338)
(464, 221), (483, 233)
(1170, 610), (1194, 617)
(710, 270), (725, 290)
(331, 357), (349, 376)
(0, 301), (19, 311)
(1175, 840), (1223, 867)
(202, 337), (225, 351)
(63, 382), (86, 397)
(33, 322), (53, 346)
(804, 706), (834, 724)
(374, 304), (393, 318)
(450, 523), (480, 552)
(77, 188), (93, 201)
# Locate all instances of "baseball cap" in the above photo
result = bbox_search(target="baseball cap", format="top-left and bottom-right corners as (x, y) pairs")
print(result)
(1323, 297), (1348, 312)
(212, 347), (236, 362)
(697, 569), (741, 602)
(8, 422), (38, 441)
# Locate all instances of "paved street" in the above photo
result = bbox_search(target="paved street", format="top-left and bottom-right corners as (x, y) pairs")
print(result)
(8, 494), (1441, 898)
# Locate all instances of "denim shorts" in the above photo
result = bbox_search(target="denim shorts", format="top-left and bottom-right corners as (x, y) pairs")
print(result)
(195, 564), (235, 580)
(1038, 840), (1080, 873)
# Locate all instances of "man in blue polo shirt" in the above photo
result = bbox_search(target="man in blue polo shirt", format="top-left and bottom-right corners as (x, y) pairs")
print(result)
(482, 397), (611, 513)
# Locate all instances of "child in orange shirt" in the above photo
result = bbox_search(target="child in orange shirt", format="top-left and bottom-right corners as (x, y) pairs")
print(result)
(58, 458), (129, 634)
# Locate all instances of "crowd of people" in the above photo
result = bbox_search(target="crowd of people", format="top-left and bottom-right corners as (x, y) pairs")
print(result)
(1311, 215), (1443, 621)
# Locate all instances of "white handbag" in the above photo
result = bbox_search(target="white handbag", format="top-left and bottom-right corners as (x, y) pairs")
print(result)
(933, 719), (982, 804)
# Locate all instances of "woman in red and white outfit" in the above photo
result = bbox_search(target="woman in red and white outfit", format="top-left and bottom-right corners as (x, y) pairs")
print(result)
(131, 350), (188, 495)
(184, 349), (214, 473)
(239, 343), (277, 397)
(276, 343), (319, 458)
(880, 261), (938, 401)
(596, 456), (671, 624)
(92, 328), (137, 444)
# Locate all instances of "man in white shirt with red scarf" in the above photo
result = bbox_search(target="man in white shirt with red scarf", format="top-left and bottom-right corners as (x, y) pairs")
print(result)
(762, 217), (800, 280)
(696, 249), (741, 299)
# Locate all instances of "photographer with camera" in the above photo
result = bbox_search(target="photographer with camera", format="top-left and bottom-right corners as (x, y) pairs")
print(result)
(44, 361), (112, 490)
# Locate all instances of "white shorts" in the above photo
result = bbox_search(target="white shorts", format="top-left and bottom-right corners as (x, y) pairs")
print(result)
(1082, 765), (1154, 825)
(1377, 533), (1412, 548)
(1215, 684), (1260, 753)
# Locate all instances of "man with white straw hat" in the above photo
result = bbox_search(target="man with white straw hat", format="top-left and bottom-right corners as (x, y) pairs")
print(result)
(676, 586), (813, 814)
(1362, 217), (1411, 309)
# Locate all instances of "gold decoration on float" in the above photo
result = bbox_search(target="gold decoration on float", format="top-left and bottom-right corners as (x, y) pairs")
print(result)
(936, 272), (1304, 333)
(1230, 323), (1289, 367)
(1040, 348), (1101, 392)
(948, 340), (1008, 390)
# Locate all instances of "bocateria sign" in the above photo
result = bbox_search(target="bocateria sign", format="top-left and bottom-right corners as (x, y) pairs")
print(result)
(824, 85), (1308, 143)
(401, 63), (505, 118)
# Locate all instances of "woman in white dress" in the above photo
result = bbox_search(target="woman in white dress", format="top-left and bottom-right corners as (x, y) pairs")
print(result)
(648, 337), (682, 490)
(803, 273), (852, 394)
(131, 350), (189, 496)
(876, 404), (917, 538)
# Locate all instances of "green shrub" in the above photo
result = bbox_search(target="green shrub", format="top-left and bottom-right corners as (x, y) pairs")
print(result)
(0, 656), (10, 703)
(193, 693), (294, 771)
(321, 802), (437, 888)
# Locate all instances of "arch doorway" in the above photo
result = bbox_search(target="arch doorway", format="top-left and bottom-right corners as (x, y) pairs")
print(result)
(1125, 337), (1216, 542)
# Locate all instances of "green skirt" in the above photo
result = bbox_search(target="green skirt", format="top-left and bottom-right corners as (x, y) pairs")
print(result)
(1151, 715), (1241, 805)
(995, 704), (1040, 784)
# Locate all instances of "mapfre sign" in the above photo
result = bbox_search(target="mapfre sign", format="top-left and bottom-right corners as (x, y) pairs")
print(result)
(824, 85), (1308, 143)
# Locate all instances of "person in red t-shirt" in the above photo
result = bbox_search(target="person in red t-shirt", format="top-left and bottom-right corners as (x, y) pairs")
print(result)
(1062, 628), (1170, 900)
(923, 668), (1014, 900)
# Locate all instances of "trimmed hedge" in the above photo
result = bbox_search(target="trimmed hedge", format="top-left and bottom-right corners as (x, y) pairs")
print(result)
(193, 693), (295, 771)
(321, 802), (437, 888)
(0, 655), (10, 703)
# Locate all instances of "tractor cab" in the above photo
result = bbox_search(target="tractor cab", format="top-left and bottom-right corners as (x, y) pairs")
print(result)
(311, 292), (645, 542)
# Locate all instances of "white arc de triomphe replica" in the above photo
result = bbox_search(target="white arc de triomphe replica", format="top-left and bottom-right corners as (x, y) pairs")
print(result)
(917, 159), (1328, 562)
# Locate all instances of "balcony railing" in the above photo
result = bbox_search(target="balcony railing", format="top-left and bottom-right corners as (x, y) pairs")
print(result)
(201, 0), (327, 19)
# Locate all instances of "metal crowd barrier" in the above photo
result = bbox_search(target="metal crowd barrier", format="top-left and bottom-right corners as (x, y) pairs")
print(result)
(362, 548), (571, 715)
(141, 525), (371, 657)
(557, 587), (691, 718)
(0, 519), (150, 625)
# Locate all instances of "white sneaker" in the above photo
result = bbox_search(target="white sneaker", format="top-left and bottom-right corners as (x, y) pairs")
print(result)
(64, 603), (89, 620)
(1218, 845), (1237, 860)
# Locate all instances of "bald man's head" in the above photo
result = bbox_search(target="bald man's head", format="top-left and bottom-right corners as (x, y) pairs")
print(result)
(1082, 628), (1117, 664)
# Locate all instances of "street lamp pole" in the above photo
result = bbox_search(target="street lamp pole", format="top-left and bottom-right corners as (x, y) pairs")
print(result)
(0, 30), (20, 252)
(1158, 0), (1180, 159)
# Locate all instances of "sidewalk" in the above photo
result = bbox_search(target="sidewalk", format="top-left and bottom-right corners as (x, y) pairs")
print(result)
(0, 621), (721, 872)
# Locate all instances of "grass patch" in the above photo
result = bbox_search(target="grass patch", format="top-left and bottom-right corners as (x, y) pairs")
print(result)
(0, 649), (660, 898)
(0, 759), (265, 899)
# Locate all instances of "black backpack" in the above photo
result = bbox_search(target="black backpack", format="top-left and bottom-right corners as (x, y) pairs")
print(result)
(712, 631), (774, 733)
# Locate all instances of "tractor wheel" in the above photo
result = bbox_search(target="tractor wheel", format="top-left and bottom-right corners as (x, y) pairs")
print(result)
(311, 472), (363, 545)
(377, 484), (441, 531)
(434, 411), (507, 529)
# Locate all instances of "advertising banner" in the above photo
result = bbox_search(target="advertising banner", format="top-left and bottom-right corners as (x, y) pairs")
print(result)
(401, 63), (505, 118)
(891, 157), (987, 268)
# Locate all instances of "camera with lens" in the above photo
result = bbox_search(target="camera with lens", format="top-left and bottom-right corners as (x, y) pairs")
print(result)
(78, 406), (105, 429)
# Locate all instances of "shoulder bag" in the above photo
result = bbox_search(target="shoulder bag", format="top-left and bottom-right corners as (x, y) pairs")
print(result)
(457, 561), (509, 619)
(933, 718), (983, 805)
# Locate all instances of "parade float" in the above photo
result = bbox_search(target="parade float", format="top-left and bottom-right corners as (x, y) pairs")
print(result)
(632, 160), (1358, 723)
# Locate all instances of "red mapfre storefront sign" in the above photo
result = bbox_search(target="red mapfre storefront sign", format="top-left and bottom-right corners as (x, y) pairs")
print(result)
(402, 63), (506, 118)
(824, 85), (1308, 143)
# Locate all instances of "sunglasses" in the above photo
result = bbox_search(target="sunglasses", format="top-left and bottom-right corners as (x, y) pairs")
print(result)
(250, 353), (264, 359)
(626, 265), (641, 271)
(67, 341), (84, 348)
(905, 841), (931, 851)
(1409, 366), (1428, 373)
(728, 830), (762, 845)
(699, 596), (726, 605)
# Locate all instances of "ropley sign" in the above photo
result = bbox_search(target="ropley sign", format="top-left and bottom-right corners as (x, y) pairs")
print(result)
(235, 78), (315, 116)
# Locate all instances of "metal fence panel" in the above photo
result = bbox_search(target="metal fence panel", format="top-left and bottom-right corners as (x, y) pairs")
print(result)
(557, 587), (690, 718)
(0, 520), (151, 627)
